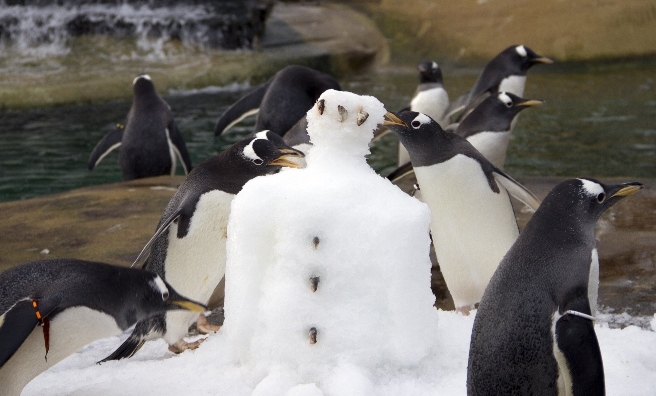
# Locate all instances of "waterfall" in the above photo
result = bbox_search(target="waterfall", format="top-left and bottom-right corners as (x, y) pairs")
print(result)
(0, 1), (271, 58)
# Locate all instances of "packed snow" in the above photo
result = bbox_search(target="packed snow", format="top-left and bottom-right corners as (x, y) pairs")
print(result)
(20, 90), (656, 395)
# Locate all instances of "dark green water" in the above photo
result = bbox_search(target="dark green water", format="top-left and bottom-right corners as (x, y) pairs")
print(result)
(0, 60), (654, 202)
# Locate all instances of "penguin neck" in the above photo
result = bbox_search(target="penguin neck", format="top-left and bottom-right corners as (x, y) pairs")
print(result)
(525, 201), (597, 247)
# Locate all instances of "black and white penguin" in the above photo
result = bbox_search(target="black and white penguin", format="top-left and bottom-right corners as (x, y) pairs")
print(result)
(446, 45), (553, 122)
(88, 74), (193, 180)
(101, 131), (304, 361)
(0, 258), (206, 395)
(468, 178), (642, 395)
(214, 65), (341, 137)
(454, 91), (543, 169)
(397, 60), (451, 165)
(384, 111), (540, 314)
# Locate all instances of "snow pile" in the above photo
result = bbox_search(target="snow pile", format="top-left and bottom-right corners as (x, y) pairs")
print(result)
(223, 89), (439, 389)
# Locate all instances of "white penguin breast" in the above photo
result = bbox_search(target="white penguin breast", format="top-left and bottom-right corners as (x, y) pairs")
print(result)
(0, 307), (121, 395)
(588, 249), (599, 317)
(498, 75), (526, 97)
(165, 190), (233, 300)
(410, 87), (450, 125)
(551, 311), (574, 396)
(466, 131), (511, 170)
(413, 155), (518, 308)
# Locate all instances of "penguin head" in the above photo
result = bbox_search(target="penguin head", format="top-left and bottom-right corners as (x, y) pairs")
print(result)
(417, 60), (443, 84)
(384, 110), (453, 165)
(141, 274), (207, 314)
(497, 45), (554, 74)
(459, 92), (543, 135)
(132, 74), (156, 96)
(541, 178), (642, 226)
(240, 130), (305, 173)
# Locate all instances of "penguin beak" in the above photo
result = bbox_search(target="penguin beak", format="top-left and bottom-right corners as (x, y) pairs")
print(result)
(517, 99), (544, 108)
(383, 112), (407, 127)
(269, 148), (305, 169)
(532, 56), (554, 64)
(610, 182), (643, 198)
(169, 299), (207, 313)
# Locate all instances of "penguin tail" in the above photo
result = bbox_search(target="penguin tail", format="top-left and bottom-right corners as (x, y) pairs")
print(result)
(98, 318), (161, 363)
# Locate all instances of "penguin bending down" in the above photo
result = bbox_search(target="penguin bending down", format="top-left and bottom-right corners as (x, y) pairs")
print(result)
(454, 92), (543, 169)
(214, 65), (341, 137)
(468, 178), (642, 395)
(101, 131), (305, 362)
(384, 111), (540, 313)
(397, 61), (451, 166)
(445, 45), (553, 123)
(88, 74), (193, 181)
(0, 259), (206, 396)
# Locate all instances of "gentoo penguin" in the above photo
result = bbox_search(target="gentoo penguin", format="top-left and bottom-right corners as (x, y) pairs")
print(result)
(468, 179), (642, 395)
(214, 65), (341, 137)
(454, 92), (543, 169)
(0, 258), (206, 396)
(384, 111), (540, 313)
(101, 131), (304, 361)
(445, 45), (553, 122)
(397, 60), (451, 166)
(88, 74), (193, 180)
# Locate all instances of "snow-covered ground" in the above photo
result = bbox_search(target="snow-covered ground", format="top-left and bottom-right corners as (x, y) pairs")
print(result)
(22, 311), (656, 395)
(20, 90), (656, 395)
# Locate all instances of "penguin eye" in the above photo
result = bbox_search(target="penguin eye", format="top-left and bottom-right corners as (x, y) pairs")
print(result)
(162, 292), (169, 301)
(252, 158), (264, 165)
(597, 192), (606, 203)
(504, 100), (513, 108)
(411, 120), (421, 129)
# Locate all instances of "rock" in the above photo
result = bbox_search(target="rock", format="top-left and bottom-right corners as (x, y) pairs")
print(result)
(366, 0), (656, 61)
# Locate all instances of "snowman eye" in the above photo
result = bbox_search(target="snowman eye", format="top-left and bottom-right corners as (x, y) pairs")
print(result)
(597, 192), (606, 203)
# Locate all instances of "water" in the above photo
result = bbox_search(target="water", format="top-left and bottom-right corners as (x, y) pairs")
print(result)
(0, 60), (654, 202)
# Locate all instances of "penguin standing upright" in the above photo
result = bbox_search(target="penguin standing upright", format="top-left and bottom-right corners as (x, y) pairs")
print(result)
(384, 111), (540, 313)
(397, 61), (450, 165)
(101, 131), (304, 361)
(468, 178), (642, 395)
(445, 45), (553, 122)
(454, 92), (543, 169)
(0, 259), (206, 396)
(88, 74), (193, 180)
(214, 65), (341, 137)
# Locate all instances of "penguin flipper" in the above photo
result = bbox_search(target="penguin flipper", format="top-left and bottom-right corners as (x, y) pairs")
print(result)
(88, 124), (124, 170)
(555, 313), (605, 395)
(214, 82), (270, 136)
(387, 161), (415, 184)
(168, 121), (193, 175)
(492, 171), (541, 211)
(98, 318), (160, 363)
(0, 299), (39, 367)
(132, 210), (181, 268)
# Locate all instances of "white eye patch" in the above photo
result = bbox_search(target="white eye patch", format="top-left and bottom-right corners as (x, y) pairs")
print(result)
(133, 74), (152, 85)
(431, 61), (438, 70)
(243, 136), (267, 164)
(578, 179), (605, 197)
(498, 92), (513, 107)
(151, 275), (169, 298)
(254, 130), (270, 140)
(515, 45), (527, 57)
(411, 113), (432, 129)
